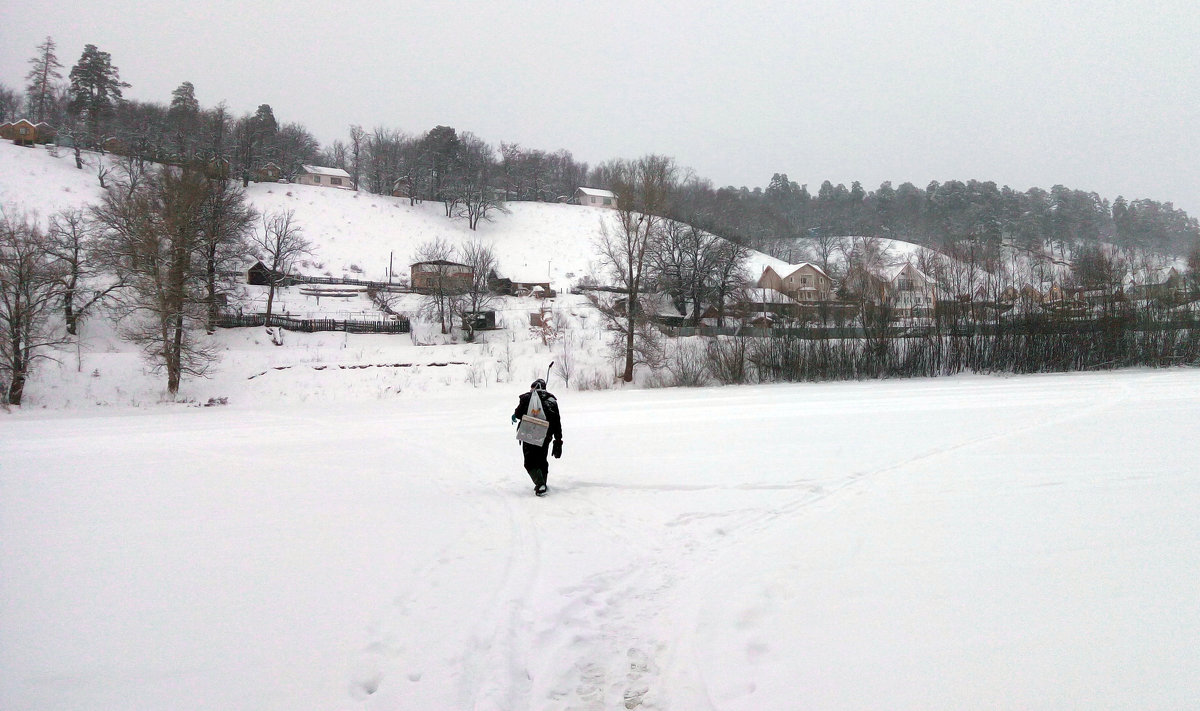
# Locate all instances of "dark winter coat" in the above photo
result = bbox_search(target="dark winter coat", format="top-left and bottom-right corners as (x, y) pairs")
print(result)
(513, 390), (562, 447)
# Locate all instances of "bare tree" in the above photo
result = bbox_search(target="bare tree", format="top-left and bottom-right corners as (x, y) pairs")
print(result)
(348, 124), (365, 192)
(457, 239), (497, 341)
(200, 179), (255, 330)
(413, 237), (464, 335)
(807, 229), (845, 275)
(90, 167), (215, 395)
(553, 327), (577, 389)
(46, 208), (121, 335)
(250, 210), (309, 323)
(708, 238), (752, 327)
(454, 133), (505, 230)
(0, 213), (67, 405)
(595, 155), (676, 381)
(648, 220), (749, 326)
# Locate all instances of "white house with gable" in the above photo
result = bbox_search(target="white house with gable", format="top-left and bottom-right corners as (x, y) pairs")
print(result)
(295, 165), (354, 190)
(574, 187), (618, 209)
(886, 262), (936, 317)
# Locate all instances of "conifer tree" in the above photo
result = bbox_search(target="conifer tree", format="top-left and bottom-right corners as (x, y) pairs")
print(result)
(68, 44), (129, 146)
(24, 36), (63, 123)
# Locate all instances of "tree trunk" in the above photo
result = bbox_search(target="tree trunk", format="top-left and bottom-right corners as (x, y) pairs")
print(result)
(7, 371), (25, 406)
(206, 253), (218, 332)
(265, 282), (276, 322)
(64, 290), (78, 336)
(168, 315), (184, 395)
(6, 337), (25, 404)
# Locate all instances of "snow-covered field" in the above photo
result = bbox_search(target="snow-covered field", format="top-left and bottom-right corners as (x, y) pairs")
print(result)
(3, 368), (1198, 711)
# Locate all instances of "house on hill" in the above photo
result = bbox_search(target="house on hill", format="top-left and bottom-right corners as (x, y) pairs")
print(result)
(886, 262), (936, 317)
(295, 164), (353, 190)
(740, 287), (801, 321)
(392, 176), (413, 198)
(411, 260), (473, 292)
(245, 261), (294, 287)
(574, 187), (618, 209)
(255, 162), (282, 182)
(1, 119), (55, 146)
(757, 263), (832, 301)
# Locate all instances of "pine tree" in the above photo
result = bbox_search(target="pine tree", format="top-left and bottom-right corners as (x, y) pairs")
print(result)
(68, 44), (129, 145)
(24, 36), (63, 123)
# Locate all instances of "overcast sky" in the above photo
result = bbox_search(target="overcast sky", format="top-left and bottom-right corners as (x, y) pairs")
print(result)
(3, 0), (1198, 213)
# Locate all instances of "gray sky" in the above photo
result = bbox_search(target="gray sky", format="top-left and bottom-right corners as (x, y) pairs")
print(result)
(3, 0), (1198, 214)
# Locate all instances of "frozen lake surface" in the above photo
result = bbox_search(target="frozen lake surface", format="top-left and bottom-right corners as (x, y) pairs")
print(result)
(3, 369), (1199, 710)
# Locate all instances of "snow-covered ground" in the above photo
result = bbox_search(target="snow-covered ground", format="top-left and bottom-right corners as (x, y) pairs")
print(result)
(3, 368), (1198, 710)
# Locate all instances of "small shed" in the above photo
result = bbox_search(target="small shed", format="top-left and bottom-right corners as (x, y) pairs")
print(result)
(246, 261), (290, 286)
(255, 162), (282, 182)
(295, 164), (353, 190)
(392, 176), (413, 198)
(574, 187), (618, 209)
(462, 310), (497, 331)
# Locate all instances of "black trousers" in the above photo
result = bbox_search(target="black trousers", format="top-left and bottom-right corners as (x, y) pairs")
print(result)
(522, 442), (550, 487)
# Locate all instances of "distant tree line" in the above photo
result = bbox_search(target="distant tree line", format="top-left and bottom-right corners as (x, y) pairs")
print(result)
(6, 37), (1195, 259)
(668, 175), (1200, 268)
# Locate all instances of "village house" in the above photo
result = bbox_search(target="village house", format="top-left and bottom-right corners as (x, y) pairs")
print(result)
(1130, 266), (1190, 301)
(741, 287), (801, 320)
(295, 164), (354, 190)
(885, 262), (937, 317)
(757, 263), (833, 301)
(391, 176), (413, 198)
(574, 187), (618, 209)
(254, 162), (282, 182)
(1, 119), (55, 146)
(410, 260), (473, 292)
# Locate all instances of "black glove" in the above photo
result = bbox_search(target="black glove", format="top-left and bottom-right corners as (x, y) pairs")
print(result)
(552, 439), (563, 459)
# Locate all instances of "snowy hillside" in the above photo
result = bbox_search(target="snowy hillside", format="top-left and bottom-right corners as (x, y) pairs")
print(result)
(1, 141), (791, 290)
(0, 141), (799, 408)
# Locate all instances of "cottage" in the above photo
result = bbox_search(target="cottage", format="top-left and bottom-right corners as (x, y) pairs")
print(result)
(245, 261), (292, 286)
(574, 187), (618, 209)
(255, 162), (282, 182)
(295, 164), (353, 190)
(757, 263), (832, 301)
(885, 263), (936, 317)
(1132, 267), (1189, 301)
(3, 119), (54, 146)
(392, 176), (413, 198)
(410, 260), (473, 292)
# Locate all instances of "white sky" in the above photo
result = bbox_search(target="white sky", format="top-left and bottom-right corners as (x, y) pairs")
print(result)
(3, 0), (1198, 214)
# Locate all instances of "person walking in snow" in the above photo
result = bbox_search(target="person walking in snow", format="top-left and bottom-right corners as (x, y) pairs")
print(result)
(512, 378), (562, 496)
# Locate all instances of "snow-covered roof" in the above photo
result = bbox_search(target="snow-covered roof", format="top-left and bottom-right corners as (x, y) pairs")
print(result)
(507, 274), (551, 285)
(299, 165), (351, 179)
(885, 262), (930, 283)
(767, 262), (829, 280)
(745, 288), (798, 305)
(575, 187), (616, 199)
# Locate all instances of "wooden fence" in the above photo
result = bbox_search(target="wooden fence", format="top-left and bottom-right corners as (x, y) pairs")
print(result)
(214, 313), (410, 334)
(292, 274), (410, 292)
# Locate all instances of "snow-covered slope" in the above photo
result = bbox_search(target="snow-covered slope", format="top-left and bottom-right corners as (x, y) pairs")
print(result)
(0, 141), (798, 407)
(0, 141), (790, 291)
